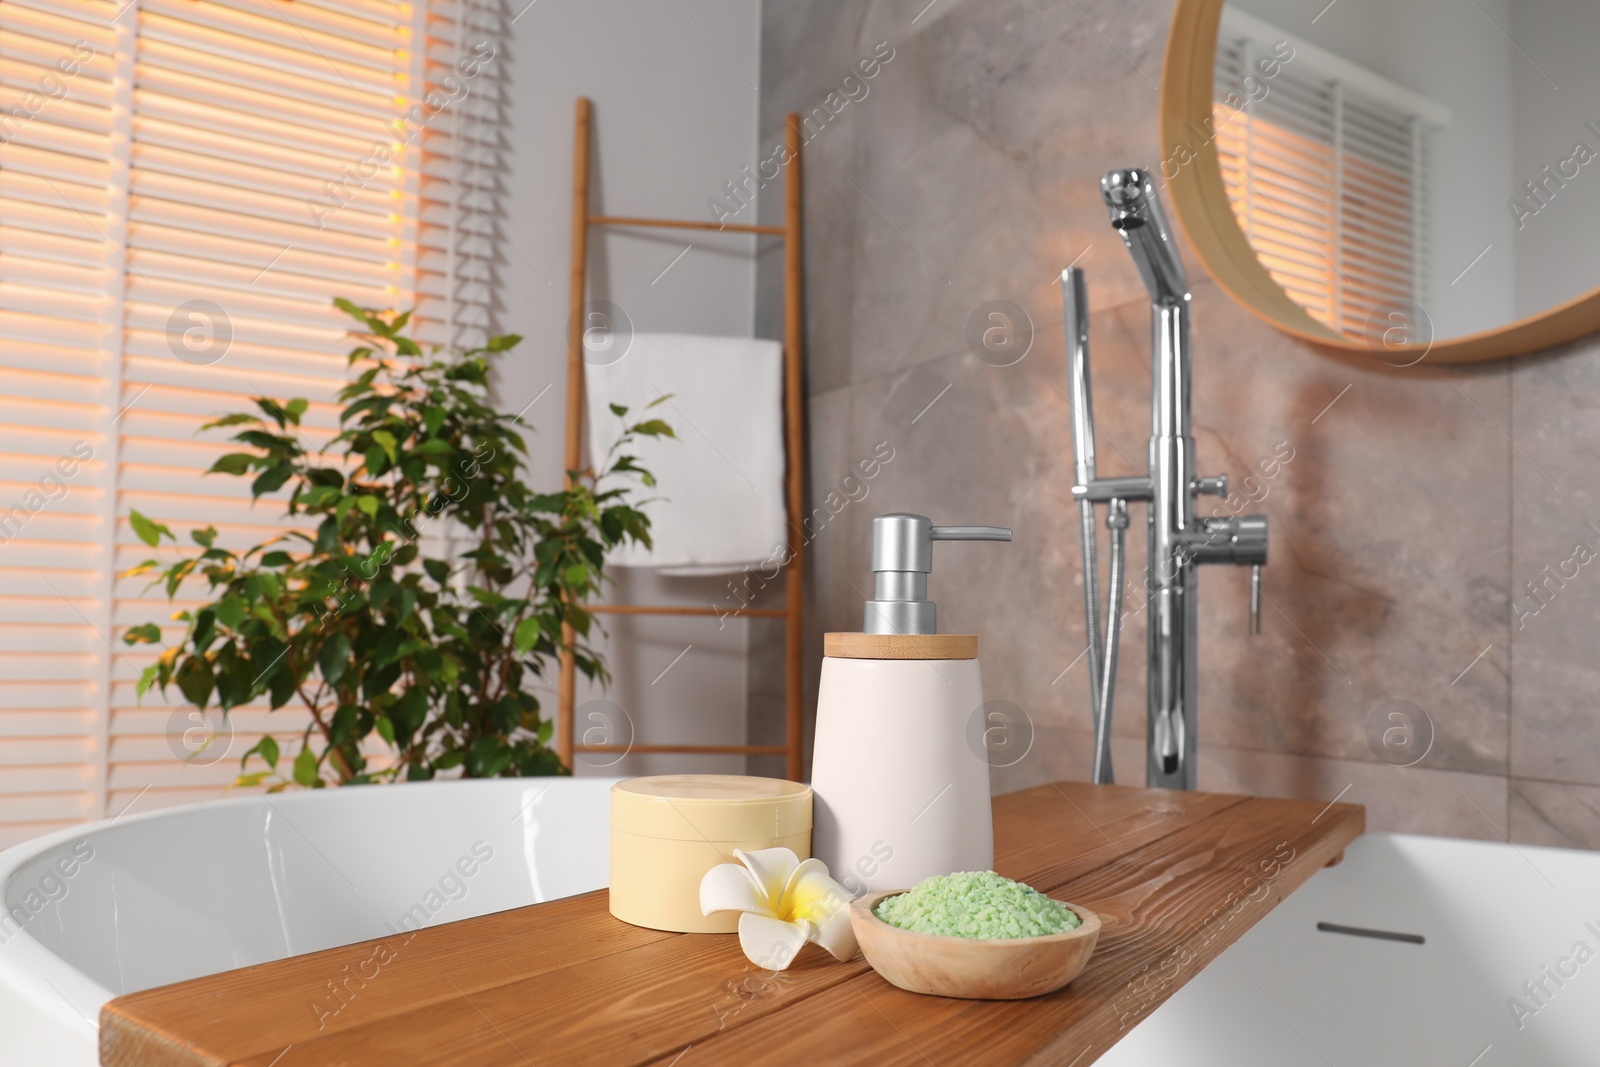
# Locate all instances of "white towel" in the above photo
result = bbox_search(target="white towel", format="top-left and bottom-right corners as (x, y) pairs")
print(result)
(584, 332), (787, 575)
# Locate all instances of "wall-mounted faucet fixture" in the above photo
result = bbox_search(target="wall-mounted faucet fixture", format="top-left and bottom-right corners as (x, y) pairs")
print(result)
(1064, 168), (1269, 790)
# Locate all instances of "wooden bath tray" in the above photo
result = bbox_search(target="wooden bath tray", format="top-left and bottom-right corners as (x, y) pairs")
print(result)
(99, 782), (1363, 1066)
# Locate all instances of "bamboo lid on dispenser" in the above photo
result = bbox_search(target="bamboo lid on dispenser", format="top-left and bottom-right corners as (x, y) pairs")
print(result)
(609, 775), (812, 933)
(824, 632), (978, 659)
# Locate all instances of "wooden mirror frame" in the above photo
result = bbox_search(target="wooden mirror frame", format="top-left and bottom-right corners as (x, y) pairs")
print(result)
(1161, 0), (1600, 363)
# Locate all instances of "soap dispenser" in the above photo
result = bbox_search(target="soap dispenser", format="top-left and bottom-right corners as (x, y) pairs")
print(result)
(811, 513), (1011, 894)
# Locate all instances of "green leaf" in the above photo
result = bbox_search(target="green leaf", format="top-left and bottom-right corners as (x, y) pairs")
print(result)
(208, 453), (258, 476)
(374, 715), (396, 745)
(268, 666), (297, 709)
(608, 402), (628, 417)
(319, 633), (352, 684)
(164, 558), (198, 598)
(466, 736), (514, 777)
(250, 636), (286, 680)
(175, 655), (214, 708)
(371, 429), (398, 462)
(423, 406), (446, 436)
(513, 617), (541, 654)
(200, 412), (263, 430)
(329, 703), (357, 745)
(252, 464), (295, 498)
(629, 418), (675, 439)
(368, 578), (396, 613)
(333, 296), (368, 323)
(485, 333), (522, 352)
(423, 558), (451, 584)
(355, 495), (380, 519)
(191, 527), (218, 548)
(255, 398), (289, 429)
(123, 622), (162, 645)
(241, 734), (281, 772)
(285, 398), (308, 425)
(234, 429), (289, 452)
(341, 395), (393, 424)
(191, 608), (216, 652)
(293, 745), (319, 787)
(119, 559), (161, 580)
(392, 687), (428, 740)
(128, 510), (174, 547)
(214, 595), (247, 629)
(135, 663), (161, 701)
(260, 551), (293, 567)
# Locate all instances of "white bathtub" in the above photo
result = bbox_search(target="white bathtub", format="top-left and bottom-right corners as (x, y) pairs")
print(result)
(10, 796), (1590, 1067)
(1100, 832), (1600, 1066)
(0, 777), (617, 1066)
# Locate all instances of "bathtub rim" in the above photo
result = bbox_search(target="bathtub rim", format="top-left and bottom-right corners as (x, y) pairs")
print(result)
(0, 775), (624, 1052)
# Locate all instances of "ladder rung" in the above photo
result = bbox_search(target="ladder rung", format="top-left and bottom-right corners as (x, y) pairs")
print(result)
(587, 214), (786, 237)
(589, 605), (787, 618)
(576, 744), (788, 755)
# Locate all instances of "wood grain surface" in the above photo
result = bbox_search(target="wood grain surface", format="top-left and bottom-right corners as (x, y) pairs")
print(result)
(100, 782), (1363, 1067)
(822, 632), (978, 660)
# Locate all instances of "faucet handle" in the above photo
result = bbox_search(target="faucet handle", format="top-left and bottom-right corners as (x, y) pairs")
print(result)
(1250, 565), (1262, 634)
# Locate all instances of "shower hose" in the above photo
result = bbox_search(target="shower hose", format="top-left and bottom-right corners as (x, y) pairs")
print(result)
(1079, 498), (1128, 785)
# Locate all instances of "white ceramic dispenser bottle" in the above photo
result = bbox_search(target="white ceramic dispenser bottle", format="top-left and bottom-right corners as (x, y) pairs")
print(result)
(811, 513), (1011, 894)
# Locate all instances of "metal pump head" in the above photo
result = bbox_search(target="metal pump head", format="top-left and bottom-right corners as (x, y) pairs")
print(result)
(864, 513), (1012, 635)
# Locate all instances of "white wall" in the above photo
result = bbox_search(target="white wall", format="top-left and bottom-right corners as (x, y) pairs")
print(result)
(494, 0), (763, 775)
(1509, 2), (1600, 318)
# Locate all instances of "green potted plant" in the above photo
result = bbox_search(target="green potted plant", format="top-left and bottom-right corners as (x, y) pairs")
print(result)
(122, 301), (671, 788)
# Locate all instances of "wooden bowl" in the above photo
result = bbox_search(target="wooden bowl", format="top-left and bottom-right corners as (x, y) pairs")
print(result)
(849, 889), (1101, 1000)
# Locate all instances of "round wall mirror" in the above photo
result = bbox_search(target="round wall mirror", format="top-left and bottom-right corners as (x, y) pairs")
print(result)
(1162, 0), (1600, 363)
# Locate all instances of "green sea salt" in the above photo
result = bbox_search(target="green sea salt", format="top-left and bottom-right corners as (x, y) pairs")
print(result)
(873, 870), (1081, 939)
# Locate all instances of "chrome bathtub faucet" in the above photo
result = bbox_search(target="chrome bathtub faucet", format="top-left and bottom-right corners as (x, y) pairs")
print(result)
(1063, 168), (1269, 790)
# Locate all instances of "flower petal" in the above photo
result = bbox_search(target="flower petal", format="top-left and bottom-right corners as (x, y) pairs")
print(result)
(810, 904), (860, 962)
(700, 861), (770, 917)
(778, 859), (852, 924)
(738, 912), (812, 971)
(733, 847), (801, 908)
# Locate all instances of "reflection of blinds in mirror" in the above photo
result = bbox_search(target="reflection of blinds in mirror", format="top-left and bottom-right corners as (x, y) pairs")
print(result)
(1214, 38), (1433, 340)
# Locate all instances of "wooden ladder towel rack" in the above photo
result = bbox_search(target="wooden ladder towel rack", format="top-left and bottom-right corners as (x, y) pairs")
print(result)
(557, 97), (807, 782)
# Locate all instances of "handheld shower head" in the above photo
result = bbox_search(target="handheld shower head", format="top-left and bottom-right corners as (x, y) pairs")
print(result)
(1100, 168), (1188, 306)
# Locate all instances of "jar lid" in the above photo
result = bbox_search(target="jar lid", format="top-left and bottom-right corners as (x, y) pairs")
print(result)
(611, 775), (812, 841)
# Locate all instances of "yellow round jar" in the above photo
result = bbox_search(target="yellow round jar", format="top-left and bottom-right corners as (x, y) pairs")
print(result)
(609, 775), (812, 933)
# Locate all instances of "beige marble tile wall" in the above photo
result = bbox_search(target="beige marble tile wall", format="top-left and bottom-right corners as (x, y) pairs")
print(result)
(749, 0), (1600, 846)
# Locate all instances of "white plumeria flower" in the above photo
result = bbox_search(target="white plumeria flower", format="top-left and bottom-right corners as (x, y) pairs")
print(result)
(699, 847), (859, 970)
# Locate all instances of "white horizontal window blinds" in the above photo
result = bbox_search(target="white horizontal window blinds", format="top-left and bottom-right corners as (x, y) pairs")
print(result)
(1214, 27), (1435, 340)
(111, 0), (422, 823)
(0, 0), (500, 844)
(416, 0), (500, 354)
(0, 0), (121, 847)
